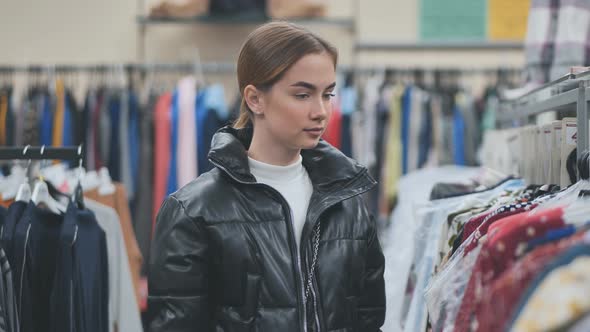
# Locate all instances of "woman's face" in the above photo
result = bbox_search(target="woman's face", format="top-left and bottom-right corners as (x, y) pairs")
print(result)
(254, 52), (336, 151)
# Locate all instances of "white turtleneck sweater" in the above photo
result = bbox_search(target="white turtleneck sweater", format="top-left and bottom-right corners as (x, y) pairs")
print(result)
(248, 155), (313, 250)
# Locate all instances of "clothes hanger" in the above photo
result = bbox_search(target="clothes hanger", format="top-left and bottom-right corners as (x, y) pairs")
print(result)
(31, 146), (67, 214)
(97, 167), (116, 196)
(535, 150), (590, 214)
(563, 151), (590, 222)
(72, 145), (85, 209)
(15, 145), (32, 202)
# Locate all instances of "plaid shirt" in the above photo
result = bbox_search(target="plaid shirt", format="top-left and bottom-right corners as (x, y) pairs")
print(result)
(525, 0), (560, 83)
(550, 0), (590, 80)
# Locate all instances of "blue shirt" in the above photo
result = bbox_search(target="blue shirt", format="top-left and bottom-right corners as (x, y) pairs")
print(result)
(167, 90), (179, 195)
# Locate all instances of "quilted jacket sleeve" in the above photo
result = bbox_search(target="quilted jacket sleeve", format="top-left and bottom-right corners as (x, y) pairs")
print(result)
(357, 216), (386, 331)
(147, 196), (214, 332)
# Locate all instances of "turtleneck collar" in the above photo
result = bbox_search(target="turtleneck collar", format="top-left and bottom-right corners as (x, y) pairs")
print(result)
(248, 155), (305, 184)
(207, 126), (376, 193)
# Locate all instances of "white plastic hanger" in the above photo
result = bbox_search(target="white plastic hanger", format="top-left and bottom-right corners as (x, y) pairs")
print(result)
(31, 146), (66, 214)
(97, 167), (115, 196)
(15, 145), (32, 202)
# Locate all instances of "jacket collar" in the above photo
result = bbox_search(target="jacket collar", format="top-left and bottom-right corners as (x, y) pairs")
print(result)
(208, 126), (376, 194)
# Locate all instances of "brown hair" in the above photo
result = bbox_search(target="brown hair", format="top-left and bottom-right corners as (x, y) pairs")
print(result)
(233, 21), (338, 128)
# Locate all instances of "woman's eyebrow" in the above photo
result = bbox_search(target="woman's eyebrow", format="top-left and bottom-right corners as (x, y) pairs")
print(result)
(290, 81), (337, 90)
(324, 82), (336, 90)
(291, 81), (317, 90)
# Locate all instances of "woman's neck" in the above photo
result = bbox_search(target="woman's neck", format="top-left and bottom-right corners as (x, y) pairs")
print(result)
(248, 128), (301, 166)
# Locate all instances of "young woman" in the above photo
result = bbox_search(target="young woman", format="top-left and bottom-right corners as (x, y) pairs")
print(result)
(147, 22), (385, 332)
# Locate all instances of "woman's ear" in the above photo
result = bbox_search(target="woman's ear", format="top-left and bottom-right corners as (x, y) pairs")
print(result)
(244, 84), (264, 115)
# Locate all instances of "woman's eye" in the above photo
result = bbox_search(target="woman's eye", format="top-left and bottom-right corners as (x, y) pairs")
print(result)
(323, 93), (336, 100)
(295, 94), (310, 100)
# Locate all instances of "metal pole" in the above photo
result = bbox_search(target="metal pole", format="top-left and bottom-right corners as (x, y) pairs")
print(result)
(577, 81), (588, 178)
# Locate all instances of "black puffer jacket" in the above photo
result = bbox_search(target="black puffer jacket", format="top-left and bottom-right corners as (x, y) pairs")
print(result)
(148, 126), (386, 332)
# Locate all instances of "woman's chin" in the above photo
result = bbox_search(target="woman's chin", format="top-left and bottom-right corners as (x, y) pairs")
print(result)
(300, 139), (321, 150)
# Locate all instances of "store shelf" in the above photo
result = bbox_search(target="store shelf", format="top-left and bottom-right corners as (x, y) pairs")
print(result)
(355, 40), (524, 51)
(497, 88), (579, 123)
(137, 13), (354, 27)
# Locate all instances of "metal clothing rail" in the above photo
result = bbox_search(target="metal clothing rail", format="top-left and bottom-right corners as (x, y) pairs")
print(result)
(0, 63), (521, 75)
(497, 72), (590, 164)
(0, 63), (237, 74)
(0, 146), (83, 161)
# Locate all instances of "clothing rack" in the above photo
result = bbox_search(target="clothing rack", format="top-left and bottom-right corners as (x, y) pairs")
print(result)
(497, 70), (590, 160)
(0, 63), (522, 76)
(0, 146), (83, 161)
(0, 63), (236, 74)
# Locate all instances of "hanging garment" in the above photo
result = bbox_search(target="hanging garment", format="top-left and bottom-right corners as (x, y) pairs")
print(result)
(119, 90), (132, 200)
(197, 84), (229, 175)
(0, 90), (8, 146)
(176, 77), (198, 187)
(22, 96), (39, 146)
(0, 247), (18, 332)
(28, 203), (65, 332)
(52, 79), (65, 147)
(12, 92), (24, 146)
(4, 89), (14, 147)
(133, 94), (156, 266)
(167, 91), (179, 196)
(86, 199), (143, 332)
(62, 91), (73, 148)
(452, 102), (466, 166)
(323, 100), (342, 149)
(382, 166), (484, 332)
(524, 0), (560, 83)
(51, 201), (109, 332)
(40, 92), (53, 147)
(19, 94), (41, 146)
(374, 85), (393, 217)
(67, 91), (82, 146)
(417, 95), (432, 168)
(84, 90), (98, 171)
(454, 206), (567, 332)
(550, 0), (590, 80)
(511, 245), (590, 332)
(360, 73), (383, 169)
(401, 86), (411, 174)
(339, 86), (357, 158)
(381, 85), (404, 215)
(477, 230), (586, 332)
(109, 94), (122, 182)
(196, 89), (209, 174)
(128, 92), (140, 200)
(11, 202), (34, 332)
(407, 87), (425, 173)
(152, 92), (172, 231)
(0, 201), (28, 265)
(85, 183), (143, 310)
(99, 90), (112, 169)
(0, 205), (18, 332)
(460, 93), (478, 166)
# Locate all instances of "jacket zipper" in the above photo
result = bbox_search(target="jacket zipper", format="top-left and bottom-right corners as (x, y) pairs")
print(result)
(304, 249), (321, 332)
(252, 186), (309, 332)
(210, 158), (308, 332)
(302, 168), (376, 332)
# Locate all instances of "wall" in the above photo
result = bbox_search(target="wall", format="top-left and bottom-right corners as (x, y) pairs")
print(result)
(0, 0), (138, 64)
(0, 0), (526, 97)
(355, 0), (525, 69)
